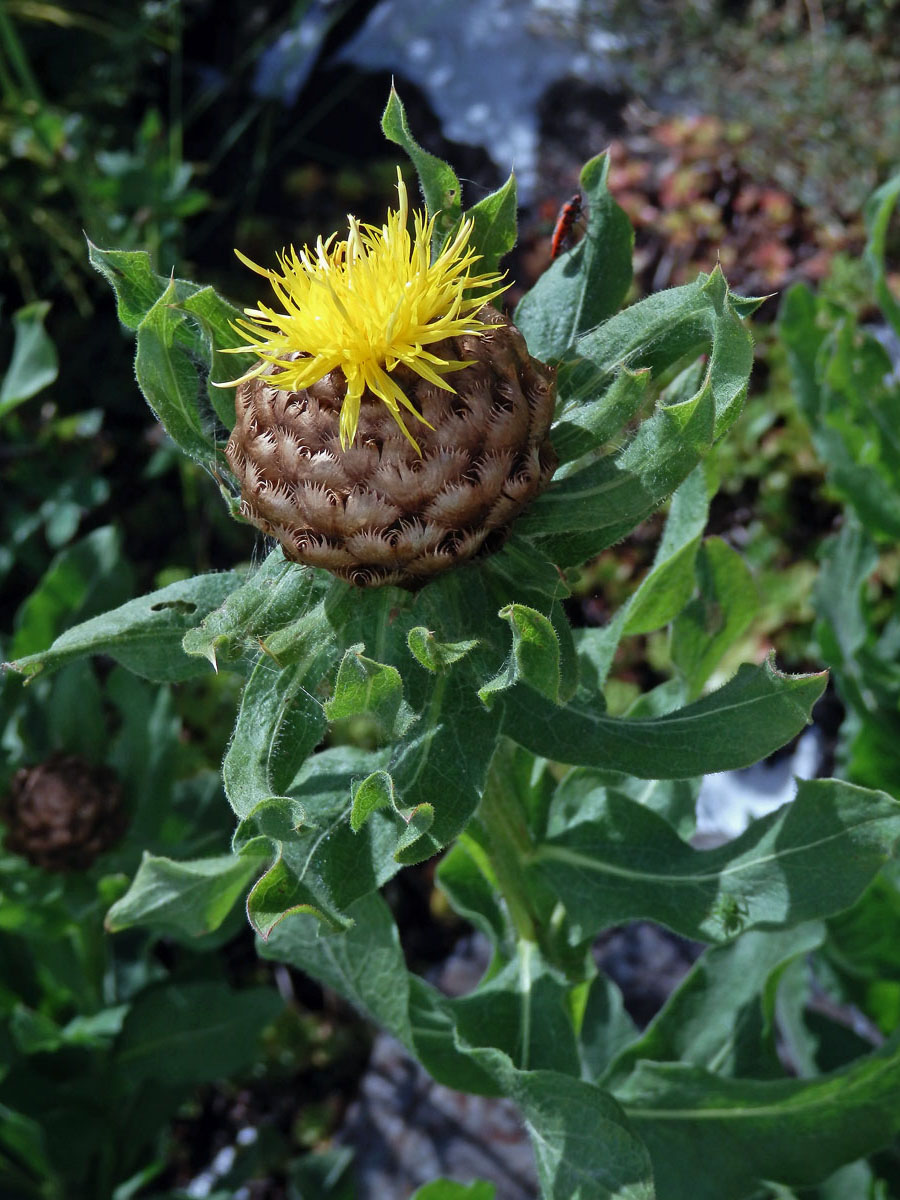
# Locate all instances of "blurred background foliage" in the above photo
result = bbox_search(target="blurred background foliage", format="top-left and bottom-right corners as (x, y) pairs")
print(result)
(1, 0), (900, 1196)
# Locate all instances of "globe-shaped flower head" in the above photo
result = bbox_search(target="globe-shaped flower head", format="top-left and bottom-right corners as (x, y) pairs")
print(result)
(223, 172), (557, 587)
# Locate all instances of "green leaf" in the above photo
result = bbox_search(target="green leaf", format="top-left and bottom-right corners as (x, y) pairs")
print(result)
(813, 519), (878, 721)
(478, 604), (562, 708)
(105, 850), (263, 938)
(7, 570), (242, 682)
(617, 1032), (900, 1200)
(533, 779), (900, 945)
(175, 285), (256, 430)
(0, 302), (58, 417)
(135, 279), (220, 465)
(381, 86), (461, 244)
(411, 1181), (496, 1200)
(349, 769), (395, 832)
(182, 549), (324, 669)
(0, 1104), (57, 1194)
(525, 372), (713, 545)
(671, 537), (757, 699)
(573, 465), (711, 692)
(436, 834), (508, 947)
(548, 768), (700, 845)
(864, 169), (900, 337)
(466, 172), (518, 281)
(531, 271), (751, 568)
(448, 942), (581, 1077)
(388, 665), (503, 863)
(778, 283), (827, 426)
(501, 659), (824, 779)
(552, 366), (651, 468)
(235, 745), (402, 937)
(579, 973), (638, 1083)
(623, 463), (711, 637)
(222, 630), (335, 818)
(515, 152), (634, 362)
(261, 891), (414, 1048)
(603, 923), (826, 1089)
(325, 644), (416, 738)
(407, 626), (480, 673)
(7, 525), (133, 661)
(88, 241), (169, 330)
(113, 982), (282, 1085)
(468, 1050), (655, 1200)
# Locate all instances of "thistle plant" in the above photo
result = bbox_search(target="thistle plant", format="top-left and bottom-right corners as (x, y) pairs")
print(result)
(8, 91), (900, 1198)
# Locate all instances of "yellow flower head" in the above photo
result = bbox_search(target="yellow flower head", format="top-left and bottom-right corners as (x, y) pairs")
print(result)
(222, 171), (508, 450)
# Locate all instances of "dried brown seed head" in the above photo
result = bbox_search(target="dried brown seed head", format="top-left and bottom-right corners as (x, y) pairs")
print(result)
(1, 754), (127, 872)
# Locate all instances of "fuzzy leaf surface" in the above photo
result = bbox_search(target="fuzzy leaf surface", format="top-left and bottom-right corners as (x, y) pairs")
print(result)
(617, 1034), (900, 1200)
(534, 779), (900, 944)
(135, 280), (221, 466)
(525, 271), (751, 566)
(381, 86), (461, 244)
(603, 923), (826, 1089)
(467, 172), (518, 281)
(501, 659), (824, 779)
(222, 615), (336, 818)
(515, 151), (634, 362)
(105, 850), (263, 938)
(7, 570), (239, 683)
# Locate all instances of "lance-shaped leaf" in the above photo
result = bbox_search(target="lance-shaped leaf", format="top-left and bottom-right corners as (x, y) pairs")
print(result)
(528, 270), (752, 566)
(388, 665), (504, 864)
(616, 1032), (900, 1200)
(602, 922), (826, 1090)
(671, 537), (757, 700)
(575, 464), (711, 693)
(467, 172), (518, 282)
(533, 779), (900, 945)
(501, 659), (824, 780)
(864, 168), (900, 337)
(112, 982), (282, 1087)
(89, 242), (174, 330)
(175, 285), (256, 429)
(551, 365), (650, 469)
(524, 371), (713, 544)
(105, 850), (264, 939)
(579, 973), (639, 1084)
(515, 151), (634, 362)
(548, 767), (699, 844)
(448, 942), (581, 1078)
(135, 279), (220, 466)
(436, 834), (508, 948)
(7, 570), (241, 682)
(382, 86), (461, 245)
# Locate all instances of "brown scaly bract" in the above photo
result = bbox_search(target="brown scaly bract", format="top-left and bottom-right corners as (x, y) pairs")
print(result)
(226, 305), (557, 588)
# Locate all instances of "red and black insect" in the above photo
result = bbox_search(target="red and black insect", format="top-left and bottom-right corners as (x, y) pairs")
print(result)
(550, 192), (584, 260)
